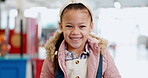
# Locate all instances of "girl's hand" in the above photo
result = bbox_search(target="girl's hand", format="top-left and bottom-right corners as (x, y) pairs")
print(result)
(87, 36), (100, 52)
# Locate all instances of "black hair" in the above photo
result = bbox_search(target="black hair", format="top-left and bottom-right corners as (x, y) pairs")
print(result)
(53, 32), (64, 73)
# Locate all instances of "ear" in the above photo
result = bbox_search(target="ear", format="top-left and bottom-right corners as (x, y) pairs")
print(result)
(59, 22), (63, 32)
(89, 22), (94, 32)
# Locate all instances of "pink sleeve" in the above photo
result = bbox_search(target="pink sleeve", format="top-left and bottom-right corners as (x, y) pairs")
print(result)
(103, 51), (121, 78)
(40, 58), (54, 78)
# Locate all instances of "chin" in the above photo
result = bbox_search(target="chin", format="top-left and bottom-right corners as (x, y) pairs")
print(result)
(69, 44), (82, 49)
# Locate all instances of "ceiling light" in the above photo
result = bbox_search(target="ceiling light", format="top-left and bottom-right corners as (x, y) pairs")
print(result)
(114, 2), (121, 9)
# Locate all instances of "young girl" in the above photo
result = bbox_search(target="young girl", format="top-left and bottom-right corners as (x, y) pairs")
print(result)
(40, 0), (121, 78)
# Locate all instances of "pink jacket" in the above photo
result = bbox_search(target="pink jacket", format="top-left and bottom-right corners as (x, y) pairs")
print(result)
(40, 31), (121, 78)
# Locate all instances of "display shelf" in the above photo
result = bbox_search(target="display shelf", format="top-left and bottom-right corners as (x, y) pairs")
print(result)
(0, 57), (27, 78)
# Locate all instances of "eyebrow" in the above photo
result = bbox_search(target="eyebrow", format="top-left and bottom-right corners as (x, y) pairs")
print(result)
(65, 22), (87, 24)
(65, 22), (72, 24)
(79, 22), (87, 24)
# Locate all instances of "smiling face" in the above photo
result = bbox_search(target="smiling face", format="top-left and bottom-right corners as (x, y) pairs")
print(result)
(60, 9), (93, 53)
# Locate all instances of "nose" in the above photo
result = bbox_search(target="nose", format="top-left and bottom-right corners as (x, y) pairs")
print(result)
(71, 27), (80, 35)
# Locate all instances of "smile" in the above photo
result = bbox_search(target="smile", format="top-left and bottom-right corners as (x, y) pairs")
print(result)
(70, 37), (82, 41)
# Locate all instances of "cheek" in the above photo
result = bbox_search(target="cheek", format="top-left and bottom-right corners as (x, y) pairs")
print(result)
(63, 31), (70, 38)
(84, 28), (91, 34)
(82, 30), (90, 38)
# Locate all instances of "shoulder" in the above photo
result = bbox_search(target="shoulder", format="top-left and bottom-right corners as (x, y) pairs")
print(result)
(43, 58), (54, 69)
(102, 50), (121, 77)
(89, 33), (108, 54)
(40, 58), (54, 78)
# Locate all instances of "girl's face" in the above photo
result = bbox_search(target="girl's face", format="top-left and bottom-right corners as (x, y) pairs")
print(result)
(60, 9), (93, 51)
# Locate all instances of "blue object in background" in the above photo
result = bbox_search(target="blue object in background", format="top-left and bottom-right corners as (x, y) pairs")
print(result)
(0, 59), (27, 78)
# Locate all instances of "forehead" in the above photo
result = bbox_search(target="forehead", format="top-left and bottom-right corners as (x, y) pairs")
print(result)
(62, 9), (91, 23)
(63, 9), (89, 15)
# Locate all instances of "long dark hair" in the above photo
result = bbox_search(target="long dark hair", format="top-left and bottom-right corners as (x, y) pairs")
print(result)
(54, 32), (64, 73)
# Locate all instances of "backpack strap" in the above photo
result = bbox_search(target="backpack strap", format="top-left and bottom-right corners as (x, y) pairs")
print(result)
(55, 64), (64, 78)
(96, 54), (103, 78)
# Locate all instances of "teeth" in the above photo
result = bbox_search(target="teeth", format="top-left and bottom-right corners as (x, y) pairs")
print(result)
(72, 39), (80, 40)
(70, 37), (81, 40)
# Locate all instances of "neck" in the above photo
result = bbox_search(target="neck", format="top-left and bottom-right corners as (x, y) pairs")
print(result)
(67, 45), (85, 56)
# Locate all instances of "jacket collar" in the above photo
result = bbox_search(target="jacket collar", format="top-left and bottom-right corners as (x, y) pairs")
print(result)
(45, 31), (108, 61)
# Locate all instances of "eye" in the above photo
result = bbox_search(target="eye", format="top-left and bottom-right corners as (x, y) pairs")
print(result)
(80, 25), (86, 28)
(66, 25), (73, 28)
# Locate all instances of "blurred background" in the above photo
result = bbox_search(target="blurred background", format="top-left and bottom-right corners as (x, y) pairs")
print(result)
(0, 0), (148, 78)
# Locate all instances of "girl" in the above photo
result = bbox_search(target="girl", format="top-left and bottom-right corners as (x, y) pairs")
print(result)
(40, 0), (121, 78)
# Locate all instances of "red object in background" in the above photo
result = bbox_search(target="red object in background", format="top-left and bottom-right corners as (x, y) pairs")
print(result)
(33, 59), (44, 78)
(0, 30), (6, 44)
(0, 30), (10, 56)
(0, 17), (38, 55)
(0, 29), (27, 54)
(9, 30), (27, 54)
(26, 18), (38, 57)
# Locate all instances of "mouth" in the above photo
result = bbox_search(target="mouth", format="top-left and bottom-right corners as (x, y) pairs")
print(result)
(70, 37), (82, 41)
